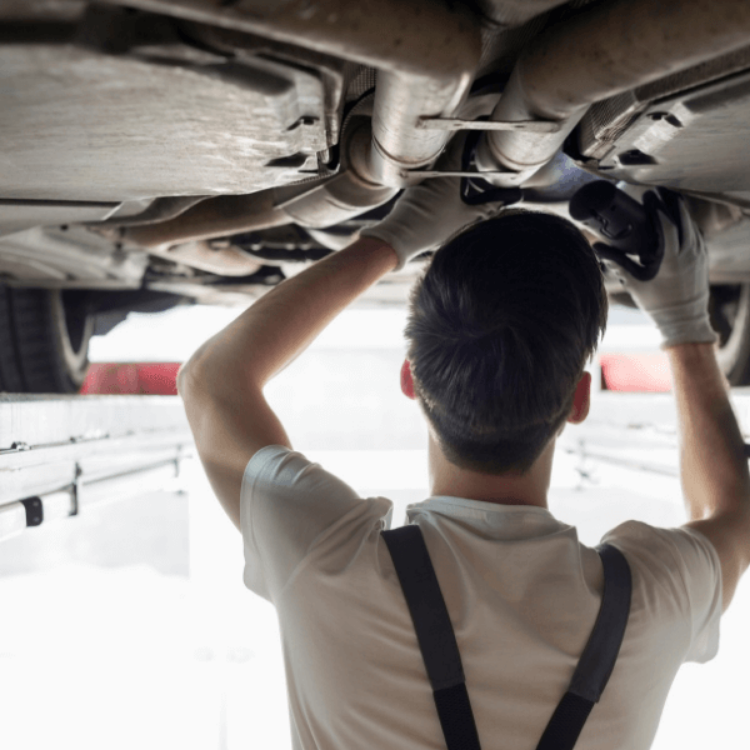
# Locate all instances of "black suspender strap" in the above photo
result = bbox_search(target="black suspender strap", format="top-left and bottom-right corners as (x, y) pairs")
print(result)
(382, 524), (482, 750)
(535, 543), (632, 750)
(381, 526), (632, 750)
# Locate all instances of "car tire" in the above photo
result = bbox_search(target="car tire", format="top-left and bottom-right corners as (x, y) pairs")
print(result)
(711, 283), (750, 387)
(0, 286), (93, 394)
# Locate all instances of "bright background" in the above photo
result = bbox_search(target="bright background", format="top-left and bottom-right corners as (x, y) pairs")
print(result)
(0, 301), (747, 749)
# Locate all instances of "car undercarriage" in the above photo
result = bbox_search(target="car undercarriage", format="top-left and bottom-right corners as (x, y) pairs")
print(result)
(2, 0), (750, 391)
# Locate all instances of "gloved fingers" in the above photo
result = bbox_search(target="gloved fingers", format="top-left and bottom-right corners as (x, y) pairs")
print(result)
(653, 187), (683, 231)
(652, 207), (679, 261)
(382, 174), (461, 225)
(675, 198), (706, 257)
(650, 199), (705, 277)
(617, 183), (693, 259)
(594, 242), (655, 282)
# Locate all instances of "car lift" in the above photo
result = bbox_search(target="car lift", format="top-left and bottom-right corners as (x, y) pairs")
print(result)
(0, 394), (193, 543)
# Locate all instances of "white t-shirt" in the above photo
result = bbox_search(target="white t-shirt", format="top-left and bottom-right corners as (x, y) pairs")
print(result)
(240, 446), (722, 750)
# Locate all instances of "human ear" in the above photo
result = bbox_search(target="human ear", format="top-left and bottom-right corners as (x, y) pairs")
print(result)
(567, 371), (591, 424)
(400, 359), (416, 400)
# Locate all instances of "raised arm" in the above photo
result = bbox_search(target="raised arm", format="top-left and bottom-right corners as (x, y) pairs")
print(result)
(669, 343), (750, 611)
(607, 186), (750, 612)
(177, 135), (507, 531)
(176, 237), (398, 530)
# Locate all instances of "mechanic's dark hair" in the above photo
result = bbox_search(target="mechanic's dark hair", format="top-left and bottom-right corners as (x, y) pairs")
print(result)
(404, 209), (607, 474)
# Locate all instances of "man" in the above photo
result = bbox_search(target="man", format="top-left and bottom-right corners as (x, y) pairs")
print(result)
(177, 165), (750, 749)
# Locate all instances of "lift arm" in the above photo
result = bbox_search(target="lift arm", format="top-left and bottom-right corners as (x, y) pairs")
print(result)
(0, 394), (193, 542)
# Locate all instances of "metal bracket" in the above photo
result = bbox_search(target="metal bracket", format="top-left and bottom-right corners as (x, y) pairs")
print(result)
(398, 170), (527, 185)
(21, 496), (43, 527)
(417, 117), (562, 133)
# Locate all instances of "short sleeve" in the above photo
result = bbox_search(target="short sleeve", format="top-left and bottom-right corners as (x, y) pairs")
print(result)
(601, 521), (722, 664)
(240, 445), (393, 602)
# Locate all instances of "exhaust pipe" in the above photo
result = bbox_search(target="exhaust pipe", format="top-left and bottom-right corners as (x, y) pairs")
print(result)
(122, 191), (289, 248)
(476, 0), (750, 185)
(103, 0), (480, 187)
(123, 117), (397, 248)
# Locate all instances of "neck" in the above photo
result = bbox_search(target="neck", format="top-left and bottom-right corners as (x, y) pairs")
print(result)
(427, 433), (554, 509)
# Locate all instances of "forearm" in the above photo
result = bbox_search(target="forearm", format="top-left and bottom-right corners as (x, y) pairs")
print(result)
(667, 342), (750, 520)
(179, 237), (398, 391)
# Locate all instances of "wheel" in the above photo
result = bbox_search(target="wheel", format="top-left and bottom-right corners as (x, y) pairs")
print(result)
(0, 287), (93, 393)
(710, 283), (750, 386)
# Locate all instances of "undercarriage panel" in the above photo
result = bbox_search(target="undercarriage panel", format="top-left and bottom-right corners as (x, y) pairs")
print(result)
(0, 43), (329, 203)
(580, 66), (750, 207)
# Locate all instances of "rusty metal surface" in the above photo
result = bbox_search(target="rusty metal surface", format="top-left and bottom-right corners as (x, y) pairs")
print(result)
(0, 44), (328, 202)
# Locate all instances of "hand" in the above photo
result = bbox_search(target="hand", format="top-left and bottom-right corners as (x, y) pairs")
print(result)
(360, 135), (504, 271)
(605, 185), (717, 349)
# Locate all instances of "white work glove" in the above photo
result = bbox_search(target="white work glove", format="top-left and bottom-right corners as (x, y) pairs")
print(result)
(360, 135), (505, 271)
(604, 185), (717, 349)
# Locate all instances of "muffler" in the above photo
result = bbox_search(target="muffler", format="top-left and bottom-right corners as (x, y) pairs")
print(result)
(476, 0), (750, 185)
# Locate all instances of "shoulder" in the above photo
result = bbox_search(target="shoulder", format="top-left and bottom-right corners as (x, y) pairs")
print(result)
(242, 445), (392, 525)
(241, 445), (394, 600)
(602, 520), (721, 592)
(602, 520), (722, 663)
(603, 519), (720, 561)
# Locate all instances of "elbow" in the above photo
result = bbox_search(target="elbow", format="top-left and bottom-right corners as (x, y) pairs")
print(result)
(176, 362), (199, 399)
(177, 343), (215, 397)
(176, 363), (188, 396)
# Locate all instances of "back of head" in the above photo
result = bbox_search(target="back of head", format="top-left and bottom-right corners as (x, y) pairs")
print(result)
(404, 209), (608, 475)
